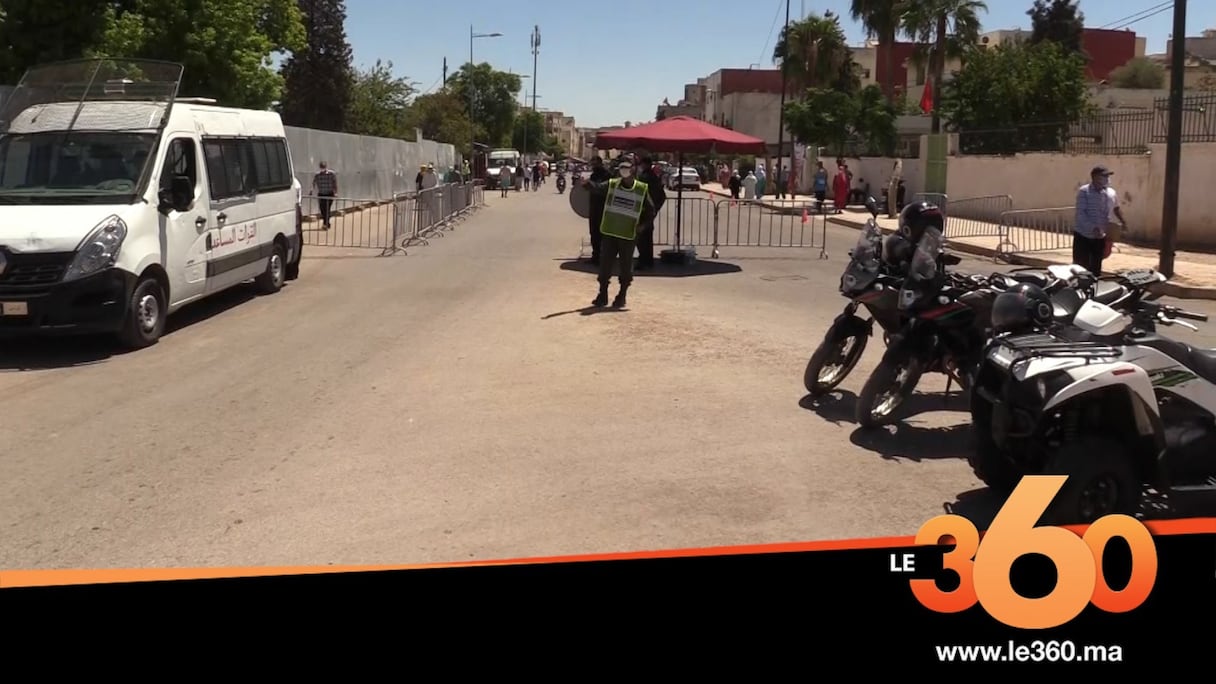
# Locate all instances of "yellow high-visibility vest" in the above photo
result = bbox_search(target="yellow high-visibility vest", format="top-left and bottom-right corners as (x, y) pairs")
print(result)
(599, 178), (649, 241)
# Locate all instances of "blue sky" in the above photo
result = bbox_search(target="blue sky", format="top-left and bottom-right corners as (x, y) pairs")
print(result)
(344, 0), (1208, 129)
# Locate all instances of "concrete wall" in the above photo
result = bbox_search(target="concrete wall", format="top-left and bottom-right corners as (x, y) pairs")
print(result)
(286, 126), (457, 201)
(944, 142), (1216, 251)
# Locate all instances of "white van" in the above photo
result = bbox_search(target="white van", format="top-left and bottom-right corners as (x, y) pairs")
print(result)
(0, 58), (303, 350)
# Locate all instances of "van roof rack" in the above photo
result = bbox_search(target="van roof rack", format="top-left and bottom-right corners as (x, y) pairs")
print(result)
(176, 97), (218, 105)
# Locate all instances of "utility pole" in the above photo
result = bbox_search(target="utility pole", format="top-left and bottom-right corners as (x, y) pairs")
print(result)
(1159, 0), (1188, 279)
(442, 57), (447, 88)
(774, 0), (790, 198)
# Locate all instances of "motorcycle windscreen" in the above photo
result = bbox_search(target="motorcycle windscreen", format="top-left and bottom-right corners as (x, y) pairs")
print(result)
(897, 227), (944, 310)
(840, 222), (884, 293)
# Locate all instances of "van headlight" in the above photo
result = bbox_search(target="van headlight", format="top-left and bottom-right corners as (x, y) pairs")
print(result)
(64, 215), (127, 282)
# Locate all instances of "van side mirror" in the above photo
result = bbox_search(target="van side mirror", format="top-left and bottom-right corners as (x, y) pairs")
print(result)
(159, 175), (194, 214)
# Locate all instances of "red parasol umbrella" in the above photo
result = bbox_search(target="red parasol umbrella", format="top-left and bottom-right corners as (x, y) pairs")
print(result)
(594, 117), (766, 261)
(594, 116), (767, 155)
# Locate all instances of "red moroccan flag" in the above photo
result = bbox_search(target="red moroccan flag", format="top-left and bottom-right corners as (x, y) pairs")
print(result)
(919, 77), (934, 114)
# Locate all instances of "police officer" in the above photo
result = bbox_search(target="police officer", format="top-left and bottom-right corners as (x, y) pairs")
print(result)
(582, 158), (656, 308)
(585, 155), (612, 264)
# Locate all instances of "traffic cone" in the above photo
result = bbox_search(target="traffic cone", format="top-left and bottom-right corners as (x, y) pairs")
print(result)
(801, 207), (809, 224)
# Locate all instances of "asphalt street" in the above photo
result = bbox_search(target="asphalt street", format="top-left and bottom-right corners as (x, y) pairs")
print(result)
(2, 185), (1213, 570)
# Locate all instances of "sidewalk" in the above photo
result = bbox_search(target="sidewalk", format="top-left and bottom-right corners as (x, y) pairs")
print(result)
(825, 208), (1216, 301)
(701, 181), (825, 214)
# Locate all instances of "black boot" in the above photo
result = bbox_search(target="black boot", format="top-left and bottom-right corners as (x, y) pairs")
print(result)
(612, 286), (628, 309)
(592, 286), (609, 307)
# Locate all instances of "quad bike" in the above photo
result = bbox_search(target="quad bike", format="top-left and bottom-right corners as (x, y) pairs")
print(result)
(968, 267), (1216, 524)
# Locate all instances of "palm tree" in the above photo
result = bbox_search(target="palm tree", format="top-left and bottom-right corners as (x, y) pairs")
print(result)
(850, 0), (906, 104)
(772, 11), (856, 95)
(902, 0), (986, 133)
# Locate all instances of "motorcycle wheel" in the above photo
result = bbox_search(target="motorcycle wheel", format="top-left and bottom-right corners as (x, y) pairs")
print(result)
(855, 345), (925, 428)
(803, 324), (869, 396)
(1038, 437), (1140, 525)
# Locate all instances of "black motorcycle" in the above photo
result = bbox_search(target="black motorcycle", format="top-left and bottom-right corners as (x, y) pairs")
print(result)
(556, 173), (566, 194)
(803, 198), (905, 396)
(850, 235), (1104, 428)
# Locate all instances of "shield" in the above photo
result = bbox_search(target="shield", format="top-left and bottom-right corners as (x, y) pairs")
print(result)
(569, 180), (591, 219)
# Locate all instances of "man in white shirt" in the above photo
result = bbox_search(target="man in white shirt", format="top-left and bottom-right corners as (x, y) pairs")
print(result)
(1073, 165), (1127, 275)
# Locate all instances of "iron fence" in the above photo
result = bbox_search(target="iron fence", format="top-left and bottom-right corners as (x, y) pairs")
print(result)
(301, 181), (484, 255)
(958, 93), (1216, 156)
(577, 196), (831, 260)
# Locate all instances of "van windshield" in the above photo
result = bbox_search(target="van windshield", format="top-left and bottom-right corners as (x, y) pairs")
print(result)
(0, 131), (157, 204)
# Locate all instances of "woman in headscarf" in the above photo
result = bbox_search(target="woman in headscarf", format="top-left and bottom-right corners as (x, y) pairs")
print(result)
(755, 163), (767, 198)
(832, 162), (850, 214)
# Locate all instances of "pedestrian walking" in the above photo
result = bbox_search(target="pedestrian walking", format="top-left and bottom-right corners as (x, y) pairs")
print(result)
(728, 170), (742, 199)
(812, 161), (828, 208)
(742, 169), (757, 200)
(515, 164), (524, 192)
(833, 163), (850, 213)
(755, 163), (767, 197)
(635, 156), (667, 271)
(523, 164), (532, 191)
(585, 155), (611, 264)
(499, 163), (513, 197)
(312, 161), (338, 230)
(1073, 165), (1127, 276)
(582, 158), (656, 308)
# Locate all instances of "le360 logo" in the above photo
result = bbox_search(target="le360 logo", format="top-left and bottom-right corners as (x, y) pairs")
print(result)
(909, 475), (1158, 629)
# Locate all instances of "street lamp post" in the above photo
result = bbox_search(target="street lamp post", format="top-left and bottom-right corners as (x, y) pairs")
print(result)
(469, 25), (503, 151)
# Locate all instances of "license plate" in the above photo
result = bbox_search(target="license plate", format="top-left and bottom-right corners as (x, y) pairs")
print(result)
(1, 301), (29, 316)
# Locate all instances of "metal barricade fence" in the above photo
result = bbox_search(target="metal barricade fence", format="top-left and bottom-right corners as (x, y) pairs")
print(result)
(996, 207), (1076, 260)
(302, 181), (485, 256)
(647, 196), (829, 259)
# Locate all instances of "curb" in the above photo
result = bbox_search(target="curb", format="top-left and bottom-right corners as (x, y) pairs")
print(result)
(701, 187), (819, 215)
(825, 215), (1216, 301)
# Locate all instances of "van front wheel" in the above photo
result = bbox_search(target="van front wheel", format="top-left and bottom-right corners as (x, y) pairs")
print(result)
(117, 276), (166, 350)
(256, 243), (287, 294)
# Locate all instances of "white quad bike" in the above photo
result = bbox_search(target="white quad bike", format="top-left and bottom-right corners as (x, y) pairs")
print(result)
(968, 268), (1216, 524)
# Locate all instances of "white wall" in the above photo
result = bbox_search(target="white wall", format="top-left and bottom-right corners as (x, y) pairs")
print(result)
(944, 143), (1216, 250)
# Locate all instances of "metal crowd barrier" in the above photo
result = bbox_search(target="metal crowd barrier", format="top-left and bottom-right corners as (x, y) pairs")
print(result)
(648, 197), (831, 259)
(996, 207), (1077, 260)
(301, 180), (485, 256)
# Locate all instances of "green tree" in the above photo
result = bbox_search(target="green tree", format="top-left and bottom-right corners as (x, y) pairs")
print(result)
(850, 0), (905, 103)
(88, 0), (305, 110)
(406, 91), (474, 151)
(902, 0), (987, 133)
(512, 110), (547, 154)
(446, 62), (522, 147)
(0, 0), (118, 84)
(344, 59), (415, 139)
(1028, 0), (1084, 54)
(1109, 57), (1166, 89)
(279, 0), (354, 131)
(940, 40), (1090, 153)
(773, 11), (858, 94)
(785, 83), (897, 156)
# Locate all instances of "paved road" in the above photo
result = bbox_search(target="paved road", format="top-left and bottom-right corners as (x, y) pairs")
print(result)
(2, 186), (1213, 570)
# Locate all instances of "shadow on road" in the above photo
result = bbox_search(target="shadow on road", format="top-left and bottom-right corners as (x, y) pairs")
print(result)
(943, 488), (1006, 532)
(799, 389), (972, 461)
(799, 389), (968, 425)
(0, 281), (282, 371)
(542, 306), (630, 319)
(557, 258), (742, 278)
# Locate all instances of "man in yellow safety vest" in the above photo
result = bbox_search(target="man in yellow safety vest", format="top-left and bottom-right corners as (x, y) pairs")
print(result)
(581, 158), (656, 308)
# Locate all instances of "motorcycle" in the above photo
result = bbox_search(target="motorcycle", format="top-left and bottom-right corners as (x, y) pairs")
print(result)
(967, 267), (1215, 524)
(803, 197), (905, 396)
(848, 229), (1128, 428)
(556, 173), (566, 194)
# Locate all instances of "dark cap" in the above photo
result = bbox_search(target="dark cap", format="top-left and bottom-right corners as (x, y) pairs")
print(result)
(1091, 165), (1113, 176)
(617, 158), (633, 168)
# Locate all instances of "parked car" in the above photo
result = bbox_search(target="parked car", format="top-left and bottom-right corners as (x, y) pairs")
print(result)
(668, 166), (702, 191)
